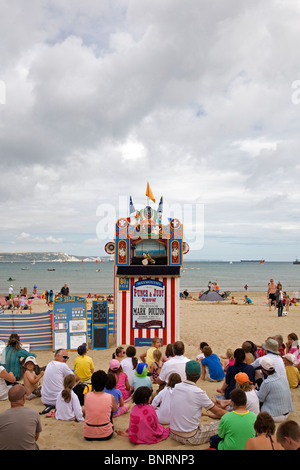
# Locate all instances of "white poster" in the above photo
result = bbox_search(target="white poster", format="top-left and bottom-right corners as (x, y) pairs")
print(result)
(70, 334), (87, 350)
(132, 280), (166, 329)
(54, 331), (68, 350)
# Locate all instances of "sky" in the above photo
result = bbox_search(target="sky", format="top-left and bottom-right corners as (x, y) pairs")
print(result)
(1, 0), (300, 261)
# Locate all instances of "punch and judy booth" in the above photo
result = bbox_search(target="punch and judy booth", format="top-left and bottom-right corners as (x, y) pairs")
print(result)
(106, 199), (189, 347)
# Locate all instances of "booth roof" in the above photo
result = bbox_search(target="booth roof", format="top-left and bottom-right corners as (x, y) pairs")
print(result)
(116, 266), (181, 276)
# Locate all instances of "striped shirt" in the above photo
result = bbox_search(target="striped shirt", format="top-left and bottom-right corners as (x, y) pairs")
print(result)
(3, 346), (36, 379)
(256, 372), (294, 417)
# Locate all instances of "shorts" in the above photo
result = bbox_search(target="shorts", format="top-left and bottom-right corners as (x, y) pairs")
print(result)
(269, 293), (276, 301)
(114, 405), (129, 417)
(170, 421), (220, 445)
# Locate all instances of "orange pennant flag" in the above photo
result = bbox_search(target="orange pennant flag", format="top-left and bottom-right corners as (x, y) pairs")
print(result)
(145, 182), (155, 203)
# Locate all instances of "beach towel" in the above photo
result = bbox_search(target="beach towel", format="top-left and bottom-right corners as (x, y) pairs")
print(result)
(127, 404), (170, 444)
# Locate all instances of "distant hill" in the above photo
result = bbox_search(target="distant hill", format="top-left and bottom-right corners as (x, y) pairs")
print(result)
(0, 252), (111, 262)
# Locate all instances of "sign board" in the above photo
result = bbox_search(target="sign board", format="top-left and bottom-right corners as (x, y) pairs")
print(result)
(132, 279), (166, 329)
(119, 277), (129, 291)
(92, 301), (108, 324)
(92, 301), (109, 349)
(92, 325), (108, 349)
(53, 296), (87, 351)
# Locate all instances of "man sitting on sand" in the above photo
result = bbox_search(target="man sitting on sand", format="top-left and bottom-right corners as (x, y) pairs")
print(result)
(156, 341), (190, 385)
(169, 360), (227, 445)
(0, 384), (42, 450)
(40, 349), (79, 414)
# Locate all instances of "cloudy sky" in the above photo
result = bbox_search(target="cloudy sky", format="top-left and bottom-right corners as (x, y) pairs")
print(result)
(1, 0), (300, 261)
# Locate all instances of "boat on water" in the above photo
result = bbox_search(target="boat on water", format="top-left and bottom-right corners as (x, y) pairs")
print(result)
(21, 267), (29, 270)
(47, 268), (55, 271)
(95, 269), (101, 272)
(293, 258), (300, 265)
(240, 259), (265, 263)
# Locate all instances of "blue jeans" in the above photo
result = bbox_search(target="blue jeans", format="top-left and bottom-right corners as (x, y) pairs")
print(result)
(277, 301), (283, 317)
(210, 434), (222, 449)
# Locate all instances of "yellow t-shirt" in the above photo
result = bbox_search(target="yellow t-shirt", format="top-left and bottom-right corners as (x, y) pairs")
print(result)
(74, 355), (94, 382)
(145, 347), (158, 367)
(285, 365), (300, 389)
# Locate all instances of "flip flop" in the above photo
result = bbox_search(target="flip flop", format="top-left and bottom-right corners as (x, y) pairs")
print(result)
(46, 410), (56, 418)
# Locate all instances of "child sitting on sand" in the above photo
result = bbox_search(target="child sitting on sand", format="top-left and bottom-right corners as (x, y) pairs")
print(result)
(108, 359), (132, 401)
(151, 372), (182, 424)
(244, 295), (253, 304)
(200, 346), (225, 382)
(220, 348), (235, 373)
(104, 373), (131, 417)
(148, 349), (163, 383)
(242, 341), (256, 365)
(283, 354), (300, 389)
(74, 342), (94, 383)
(112, 346), (126, 362)
(55, 374), (84, 422)
(120, 346), (139, 387)
(196, 342), (209, 363)
(162, 343), (174, 363)
(23, 356), (44, 400)
(139, 337), (161, 368)
(132, 363), (153, 392)
(116, 386), (170, 444)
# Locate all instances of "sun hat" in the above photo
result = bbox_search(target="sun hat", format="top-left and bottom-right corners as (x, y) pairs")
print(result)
(259, 356), (275, 371)
(24, 356), (38, 366)
(185, 360), (201, 378)
(109, 359), (121, 371)
(261, 338), (280, 355)
(135, 362), (148, 377)
(234, 372), (252, 384)
(284, 353), (296, 364)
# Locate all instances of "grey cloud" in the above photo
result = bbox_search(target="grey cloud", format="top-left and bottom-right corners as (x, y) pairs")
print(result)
(1, 0), (300, 258)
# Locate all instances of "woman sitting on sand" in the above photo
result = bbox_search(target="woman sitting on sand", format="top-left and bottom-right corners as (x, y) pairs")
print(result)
(245, 412), (283, 450)
(217, 348), (256, 399)
(83, 370), (117, 441)
(2, 334), (36, 381)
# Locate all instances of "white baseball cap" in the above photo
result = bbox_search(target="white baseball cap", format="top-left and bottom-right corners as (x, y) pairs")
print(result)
(284, 353), (296, 364)
(259, 356), (275, 371)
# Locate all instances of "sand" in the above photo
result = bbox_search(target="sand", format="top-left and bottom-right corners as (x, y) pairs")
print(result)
(0, 291), (299, 451)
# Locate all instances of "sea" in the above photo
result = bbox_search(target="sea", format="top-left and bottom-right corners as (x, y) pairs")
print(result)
(0, 261), (299, 295)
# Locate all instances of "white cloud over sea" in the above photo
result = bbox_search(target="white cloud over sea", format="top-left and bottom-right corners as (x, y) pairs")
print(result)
(1, 0), (300, 261)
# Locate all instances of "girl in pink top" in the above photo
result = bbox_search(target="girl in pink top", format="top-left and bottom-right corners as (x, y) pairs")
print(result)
(83, 370), (117, 441)
(108, 359), (132, 401)
(117, 386), (170, 444)
(286, 333), (300, 366)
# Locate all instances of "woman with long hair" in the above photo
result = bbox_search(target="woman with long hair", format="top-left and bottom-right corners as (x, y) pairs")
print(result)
(2, 334), (36, 381)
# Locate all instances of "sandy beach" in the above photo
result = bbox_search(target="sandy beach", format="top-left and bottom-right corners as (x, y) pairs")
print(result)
(0, 290), (299, 451)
